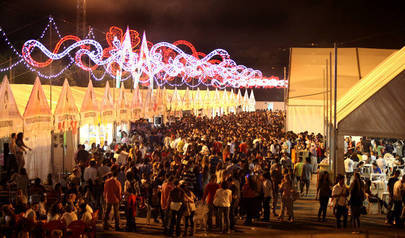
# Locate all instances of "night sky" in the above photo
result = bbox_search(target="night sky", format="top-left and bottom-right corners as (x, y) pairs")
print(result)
(0, 0), (405, 101)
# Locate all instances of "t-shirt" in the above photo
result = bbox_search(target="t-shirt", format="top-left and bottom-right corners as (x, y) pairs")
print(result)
(302, 163), (313, 181)
(332, 183), (347, 206)
(294, 162), (304, 177)
(213, 188), (232, 207)
(203, 183), (220, 204)
(344, 158), (354, 173)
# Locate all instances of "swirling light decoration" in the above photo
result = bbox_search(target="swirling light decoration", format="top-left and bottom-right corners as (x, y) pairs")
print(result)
(0, 17), (287, 88)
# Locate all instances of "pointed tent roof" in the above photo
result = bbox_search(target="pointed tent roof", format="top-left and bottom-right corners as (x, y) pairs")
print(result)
(213, 88), (221, 108)
(236, 89), (242, 106)
(100, 81), (115, 123)
(194, 87), (202, 109)
(204, 87), (211, 109)
(54, 79), (79, 117)
(0, 75), (23, 135)
(143, 87), (153, 118)
(80, 80), (99, 113)
(131, 86), (143, 120)
(117, 84), (130, 122)
(23, 77), (51, 118)
(171, 87), (182, 111)
(337, 46), (405, 138)
(182, 87), (193, 110)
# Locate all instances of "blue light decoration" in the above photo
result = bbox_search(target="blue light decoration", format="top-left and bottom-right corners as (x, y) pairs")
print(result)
(0, 17), (287, 89)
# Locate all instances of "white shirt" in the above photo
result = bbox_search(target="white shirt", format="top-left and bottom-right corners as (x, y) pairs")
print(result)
(213, 188), (232, 207)
(332, 183), (347, 206)
(376, 157), (386, 170)
(263, 179), (273, 198)
(117, 151), (129, 165)
(84, 167), (98, 182)
(61, 212), (78, 226)
(344, 158), (354, 173)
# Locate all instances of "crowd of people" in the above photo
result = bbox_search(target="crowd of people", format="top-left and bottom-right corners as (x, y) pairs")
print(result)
(1, 110), (405, 237)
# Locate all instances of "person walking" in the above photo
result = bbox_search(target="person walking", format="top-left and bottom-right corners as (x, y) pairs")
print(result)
(213, 181), (232, 234)
(168, 180), (185, 237)
(278, 174), (295, 223)
(301, 157), (313, 197)
(316, 171), (332, 222)
(182, 183), (197, 236)
(332, 174), (349, 229)
(349, 173), (364, 233)
(103, 171), (122, 231)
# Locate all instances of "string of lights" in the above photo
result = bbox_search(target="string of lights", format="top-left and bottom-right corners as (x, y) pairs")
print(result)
(0, 17), (287, 88)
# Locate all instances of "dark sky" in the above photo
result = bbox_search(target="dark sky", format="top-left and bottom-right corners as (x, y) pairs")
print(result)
(1, 0), (405, 100)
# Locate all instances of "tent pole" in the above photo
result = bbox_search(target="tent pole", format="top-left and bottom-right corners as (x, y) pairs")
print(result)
(333, 43), (338, 177)
(329, 52), (332, 173)
(325, 59), (329, 147)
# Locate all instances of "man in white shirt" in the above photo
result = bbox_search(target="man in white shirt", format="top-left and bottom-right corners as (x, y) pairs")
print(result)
(262, 172), (273, 222)
(376, 156), (386, 171)
(332, 175), (348, 229)
(344, 157), (354, 185)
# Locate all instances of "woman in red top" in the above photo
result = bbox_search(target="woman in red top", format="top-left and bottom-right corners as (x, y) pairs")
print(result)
(242, 175), (259, 225)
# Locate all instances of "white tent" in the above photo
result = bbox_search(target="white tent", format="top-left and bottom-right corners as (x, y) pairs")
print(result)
(249, 89), (256, 112)
(287, 47), (396, 134)
(23, 77), (52, 180)
(116, 84), (130, 138)
(202, 87), (212, 118)
(182, 87), (193, 111)
(53, 79), (79, 173)
(100, 82), (115, 145)
(170, 87), (182, 117)
(335, 46), (405, 174)
(243, 89), (249, 112)
(131, 86), (143, 121)
(0, 75), (23, 139)
(80, 80), (100, 147)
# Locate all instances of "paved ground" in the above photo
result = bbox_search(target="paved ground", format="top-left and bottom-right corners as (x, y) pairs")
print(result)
(97, 175), (404, 237)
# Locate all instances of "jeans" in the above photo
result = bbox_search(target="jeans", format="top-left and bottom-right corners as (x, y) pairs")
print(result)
(207, 203), (218, 229)
(217, 207), (230, 232)
(279, 198), (293, 220)
(335, 205), (348, 228)
(318, 196), (329, 220)
(104, 203), (120, 229)
(263, 196), (271, 221)
(125, 208), (136, 232)
(169, 208), (184, 237)
(162, 209), (170, 234)
(393, 200), (403, 227)
(230, 198), (239, 229)
(184, 211), (195, 235)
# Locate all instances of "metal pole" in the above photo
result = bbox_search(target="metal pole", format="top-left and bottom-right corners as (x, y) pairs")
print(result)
(329, 52), (332, 172)
(283, 66), (287, 131)
(325, 59), (329, 147)
(323, 69), (326, 138)
(333, 43), (338, 176)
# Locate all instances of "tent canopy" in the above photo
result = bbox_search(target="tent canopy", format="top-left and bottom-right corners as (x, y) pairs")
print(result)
(0, 76), (23, 137)
(287, 47), (397, 134)
(337, 46), (405, 138)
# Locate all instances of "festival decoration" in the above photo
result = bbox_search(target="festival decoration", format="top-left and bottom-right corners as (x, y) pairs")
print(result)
(0, 17), (287, 89)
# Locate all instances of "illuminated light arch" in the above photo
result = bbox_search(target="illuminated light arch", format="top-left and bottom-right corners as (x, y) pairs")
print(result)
(0, 17), (287, 88)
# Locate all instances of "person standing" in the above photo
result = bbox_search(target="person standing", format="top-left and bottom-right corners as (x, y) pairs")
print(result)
(349, 173), (364, 233)
(316, 171), (331, 222)
(203, 175), (220, 230)
(387, 170), (400, 224)
(15, 132), (31, 173)
(168, 180), (185, 237)
(103, 171), (122, 231)
(332, 174), (349, 229)
(344, 156), (354, 185)
(161, 175), (175, 235)
(262, 172), (273, 222)
(270, 162), (282, 217)
(182, 183), (197, 236)
(278, 174), (295, 223)
(392, 175), (405, 227)
(213, 181), (232, 234)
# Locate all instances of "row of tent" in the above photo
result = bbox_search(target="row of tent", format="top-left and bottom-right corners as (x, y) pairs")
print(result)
(0, 75), (256, 180)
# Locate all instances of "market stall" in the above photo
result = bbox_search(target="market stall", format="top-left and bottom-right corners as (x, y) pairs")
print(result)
(116, 84), (130, 142)
(99, 82), (115, 146)
(53, 79), (79, 173)
(79, 80), (100, 149)
(23, 77), (52, 180)
(131, 86), (143, 122)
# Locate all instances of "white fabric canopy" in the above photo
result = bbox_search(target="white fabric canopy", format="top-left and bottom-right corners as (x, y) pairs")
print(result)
(23, 77), (52, 180)
(0, 75), (23, 139)
(287, 47), (396, 134)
